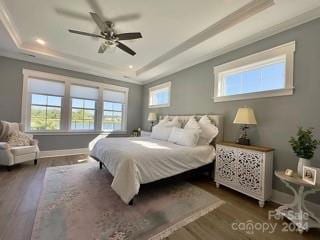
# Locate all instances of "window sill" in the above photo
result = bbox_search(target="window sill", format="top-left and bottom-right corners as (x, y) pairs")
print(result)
(148, 104), (170, 109)
(26, 130), (128, 136)
(213, 88), (294, 103)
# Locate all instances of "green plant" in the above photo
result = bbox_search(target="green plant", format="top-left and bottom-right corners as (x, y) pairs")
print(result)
(289, 127), (320, 159)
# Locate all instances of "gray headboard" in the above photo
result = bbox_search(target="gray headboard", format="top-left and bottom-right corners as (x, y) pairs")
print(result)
(159, 114), (224, 144)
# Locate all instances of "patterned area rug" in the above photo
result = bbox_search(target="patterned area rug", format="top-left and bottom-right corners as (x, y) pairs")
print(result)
(31, 161), (224, 240)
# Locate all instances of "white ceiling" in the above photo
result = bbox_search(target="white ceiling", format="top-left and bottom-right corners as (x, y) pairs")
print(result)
(0, 0), (320, 84)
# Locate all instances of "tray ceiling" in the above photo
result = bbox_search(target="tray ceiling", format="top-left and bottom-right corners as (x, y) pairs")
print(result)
(0, 0), (320, 84)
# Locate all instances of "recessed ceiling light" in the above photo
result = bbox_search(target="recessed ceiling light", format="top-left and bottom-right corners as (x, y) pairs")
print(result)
(36, 38), (46, 45)
(129, 65), (133, 69)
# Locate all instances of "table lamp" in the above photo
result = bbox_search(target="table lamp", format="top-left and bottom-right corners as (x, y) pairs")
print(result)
(233, 107), (257, 145)
(147, 112), (157, 130)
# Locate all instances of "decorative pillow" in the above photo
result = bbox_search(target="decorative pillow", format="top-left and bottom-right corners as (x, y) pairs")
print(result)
(157, 116), (169, 126)
(185, 116), (201, 130)
(156, 116), (181, 128)
(8, 131), (32, 146)
(168, 127), (201, 147)
(150, 126), (173, 141)
(197, 115), (219, 145)
(0, 121), (20, 141)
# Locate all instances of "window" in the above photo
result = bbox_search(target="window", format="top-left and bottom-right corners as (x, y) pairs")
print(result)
(149, 82), (171, 108)
(103, 90), (126, 131)
(22, 69), (129, 134)
(28, 78), (64, 131)
(70, 85), (98, 130)
(214, 41), (295, 102)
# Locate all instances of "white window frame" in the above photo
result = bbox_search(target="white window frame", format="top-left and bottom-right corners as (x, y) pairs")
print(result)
(213, 41), (295, 102)
(148, 81), (171, 108)
(22, 69), (129, 135)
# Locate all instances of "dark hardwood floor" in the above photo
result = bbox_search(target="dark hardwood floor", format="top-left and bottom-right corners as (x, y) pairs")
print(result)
(0, 155), (319, 240)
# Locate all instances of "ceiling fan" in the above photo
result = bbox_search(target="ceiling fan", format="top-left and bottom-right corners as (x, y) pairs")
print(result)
(69, 12), (142, 56)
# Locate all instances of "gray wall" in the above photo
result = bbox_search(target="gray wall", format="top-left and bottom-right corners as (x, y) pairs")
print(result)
(0, 56), (143, 151)
(142, 18), (320, 200)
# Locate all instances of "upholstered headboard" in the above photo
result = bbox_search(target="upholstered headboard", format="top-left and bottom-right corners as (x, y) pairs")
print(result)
(159, 114), (224, 144)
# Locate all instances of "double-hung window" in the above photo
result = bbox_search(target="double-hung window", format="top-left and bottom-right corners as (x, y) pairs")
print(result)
(103, 90), (126, 131)
(28, 78), (65, 131)
(149, 82), (171, 108)
(70, 85), (98, 130)
(22, 69), (129, 134)
(214, 41), (295, 102)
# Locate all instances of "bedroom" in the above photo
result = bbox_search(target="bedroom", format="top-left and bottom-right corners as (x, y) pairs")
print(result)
(0, 0), (320, 239)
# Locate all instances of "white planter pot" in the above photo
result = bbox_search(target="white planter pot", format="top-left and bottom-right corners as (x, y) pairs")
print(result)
(297, 158), (311, 177)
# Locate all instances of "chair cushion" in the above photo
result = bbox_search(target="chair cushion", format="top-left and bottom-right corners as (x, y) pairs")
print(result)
(10, 145), (38, 156)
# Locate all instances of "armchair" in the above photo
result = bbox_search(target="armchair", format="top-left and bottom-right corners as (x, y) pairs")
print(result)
(0, 122), (39, 170)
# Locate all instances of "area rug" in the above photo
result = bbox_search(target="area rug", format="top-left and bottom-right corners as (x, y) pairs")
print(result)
(31, 161), (224, 240)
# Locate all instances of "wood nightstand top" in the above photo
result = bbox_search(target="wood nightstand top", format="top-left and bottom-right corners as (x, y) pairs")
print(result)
(218, 141), (274, 152)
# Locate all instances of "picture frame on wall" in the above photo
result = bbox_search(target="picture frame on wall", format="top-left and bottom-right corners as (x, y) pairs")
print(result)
(302, 166), (317, 185)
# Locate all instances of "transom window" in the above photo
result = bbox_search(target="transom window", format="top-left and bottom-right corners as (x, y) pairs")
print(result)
(22, 69), (129, 134)
(214, 41), (295, 102)
(149, 82), (171, 108)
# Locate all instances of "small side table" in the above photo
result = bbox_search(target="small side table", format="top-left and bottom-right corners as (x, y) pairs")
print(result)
(275, 171), (320, 233)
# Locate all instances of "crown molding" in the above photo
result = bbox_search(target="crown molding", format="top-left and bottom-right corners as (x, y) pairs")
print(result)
(141, 7), (320, 84)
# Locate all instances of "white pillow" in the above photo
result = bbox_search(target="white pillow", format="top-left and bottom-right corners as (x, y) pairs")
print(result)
(197, 115), (219, 145)
(168, 127), (201, 147)
(185, 116), (201, 130)
(157, 116), (169, 126)
(150, 126), (173, 141)
(156, 116), (181, 128)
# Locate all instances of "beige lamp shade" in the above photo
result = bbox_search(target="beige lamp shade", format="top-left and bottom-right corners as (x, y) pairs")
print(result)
(233, 107), (257, 125)
(147, 112), (157, 122)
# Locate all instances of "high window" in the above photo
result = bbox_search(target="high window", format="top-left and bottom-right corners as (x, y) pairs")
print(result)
(22, 70), (129, 134)
(214, 41), (295, 102)
(149, 82), (171, 108)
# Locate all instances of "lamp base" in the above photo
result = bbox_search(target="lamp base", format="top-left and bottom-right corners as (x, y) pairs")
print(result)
(237, 137), (250, 145)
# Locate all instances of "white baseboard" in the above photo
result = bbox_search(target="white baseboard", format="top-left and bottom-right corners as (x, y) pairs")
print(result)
(39, 148), (89, 158)
(271, 189), (320, 217)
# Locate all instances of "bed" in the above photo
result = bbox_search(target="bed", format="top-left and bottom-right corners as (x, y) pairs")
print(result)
(90, 115), (223, 204)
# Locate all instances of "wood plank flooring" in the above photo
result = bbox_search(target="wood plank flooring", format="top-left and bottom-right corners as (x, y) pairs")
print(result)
(0, 155), (319, 240)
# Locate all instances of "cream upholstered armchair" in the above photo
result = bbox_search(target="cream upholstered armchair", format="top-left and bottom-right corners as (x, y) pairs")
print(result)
(0, 121), (39, 170)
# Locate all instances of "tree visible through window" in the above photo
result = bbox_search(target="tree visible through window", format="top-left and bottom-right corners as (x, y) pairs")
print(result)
(103, 102), (122, 131)
(31, 94), (62, 130)
(71, 98), (96, 130)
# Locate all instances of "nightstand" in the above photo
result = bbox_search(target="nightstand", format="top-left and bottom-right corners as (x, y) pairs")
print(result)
(215, 142), (274, 207)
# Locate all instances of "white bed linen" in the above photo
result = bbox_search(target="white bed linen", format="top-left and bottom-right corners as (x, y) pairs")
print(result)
(90, 136), (216, 204)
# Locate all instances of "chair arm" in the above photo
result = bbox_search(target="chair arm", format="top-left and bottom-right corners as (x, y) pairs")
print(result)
(30, 138), (39, 146)
(0, 142), (9, 150)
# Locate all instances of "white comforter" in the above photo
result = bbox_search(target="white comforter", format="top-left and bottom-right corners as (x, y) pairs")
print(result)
(90, 137), (216, 204)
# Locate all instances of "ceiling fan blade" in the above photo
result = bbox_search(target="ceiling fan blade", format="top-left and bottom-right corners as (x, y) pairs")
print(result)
(116, 41), (136, 56)
(116, 32), (142, 40)
(90, 12), (108, 32)
(98, 43), (107, 53)
(69, 29), (103, 38)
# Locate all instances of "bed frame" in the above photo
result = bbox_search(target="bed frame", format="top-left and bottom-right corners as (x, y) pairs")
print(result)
(93, 114), (224, 205)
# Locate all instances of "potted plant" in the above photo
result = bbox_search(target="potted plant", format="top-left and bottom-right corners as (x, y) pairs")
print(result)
(289, 127), (320, 177)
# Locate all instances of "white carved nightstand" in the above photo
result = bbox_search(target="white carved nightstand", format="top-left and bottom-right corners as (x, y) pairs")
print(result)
(215, 142), (274, 207)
